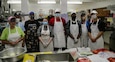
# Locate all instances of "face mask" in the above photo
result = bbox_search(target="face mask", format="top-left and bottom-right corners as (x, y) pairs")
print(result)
(49, 12), (53, 15)
(30, 15), (34, 19)
(16, 18), (20, 22)
(55, 13), (60, 17)
(91, 14), (97, 19)
(43, 22), (48, 25)
(71, 16), (76, 21)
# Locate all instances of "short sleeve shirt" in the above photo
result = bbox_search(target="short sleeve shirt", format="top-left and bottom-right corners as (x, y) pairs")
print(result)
(0, 26), (25, 40)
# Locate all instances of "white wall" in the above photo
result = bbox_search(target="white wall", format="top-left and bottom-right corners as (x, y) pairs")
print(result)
(68, 0), (115, 11)
(10, 0), (115, 14)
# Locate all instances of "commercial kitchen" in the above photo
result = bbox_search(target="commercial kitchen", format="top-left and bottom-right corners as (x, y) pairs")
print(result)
(0, 0), (115, 62)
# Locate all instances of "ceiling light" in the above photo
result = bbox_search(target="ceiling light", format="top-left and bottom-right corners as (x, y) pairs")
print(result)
(67, 1), (82, 4)
(38, 1), (56, 4)
(7, 0), (21, 4)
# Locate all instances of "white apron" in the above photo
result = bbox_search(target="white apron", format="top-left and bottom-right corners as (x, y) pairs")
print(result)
(17, 23), (27, 51)
(67, 20), (80, 48)
(6, 27), (22, 49)
(54, 17), (66, 48)
(80, 22), (88, 47)
(89, 20), (104, 50)
(39, 25), (53, 52)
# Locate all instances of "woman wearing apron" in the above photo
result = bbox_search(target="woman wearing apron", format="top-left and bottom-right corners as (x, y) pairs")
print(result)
(66, 12), (81, 49)
(80, 13), (89, 47)
(88, 10), (105, 50)
(0, 16), (25, 49)
(38, 18), (54, 52)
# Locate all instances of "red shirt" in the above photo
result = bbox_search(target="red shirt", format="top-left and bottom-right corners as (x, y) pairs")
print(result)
(49, 17), (66, 26)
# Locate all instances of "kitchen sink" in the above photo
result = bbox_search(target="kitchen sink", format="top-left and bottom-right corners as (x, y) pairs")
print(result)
(35, 53), (74, 62)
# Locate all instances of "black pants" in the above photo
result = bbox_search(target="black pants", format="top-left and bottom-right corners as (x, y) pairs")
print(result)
(109, 48), (115, 52)
(54, 48), (67, 51)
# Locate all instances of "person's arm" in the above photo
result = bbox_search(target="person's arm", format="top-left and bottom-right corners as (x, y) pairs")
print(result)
(22, 36), (25, 47)
(94, 20), (105, 41)
(47, 26), (54, 46)
(1, 40), (11, 44)
(65, 20), (75, 40)
(36, 20), (40, 28)
(15, 37), (24, 43)
(37, 26), (45, 46)
(39, 37), (45, 45)
(0, 28), (11, 44)
(15, 27), (25, 44)
(87, 23), (94, 42)
(24, 21), (28, 31)
(88, 32), (93, 41)
(47, 37), (53, 46)
(95, 31), (104, 40)
(77, 20), (81, 39)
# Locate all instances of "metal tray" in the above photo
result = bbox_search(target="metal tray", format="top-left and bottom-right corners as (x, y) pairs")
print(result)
(35, 53), (74, 62)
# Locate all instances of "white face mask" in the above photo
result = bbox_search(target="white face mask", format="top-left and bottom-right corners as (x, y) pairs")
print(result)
(91, 14), (97, 19)
(16, 18), (20, 22)
(55, 13), (61, 17)
(49, 12), (53, 15)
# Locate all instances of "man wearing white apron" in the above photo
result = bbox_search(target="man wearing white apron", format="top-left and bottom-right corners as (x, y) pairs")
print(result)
(38, 19), (54, 52)
(66, 12), (81, 49)
(49, 9), (66, 51)
(80, 13), (89, 47)
(0, 16), (25, 49)
(88, 10), (105, 50)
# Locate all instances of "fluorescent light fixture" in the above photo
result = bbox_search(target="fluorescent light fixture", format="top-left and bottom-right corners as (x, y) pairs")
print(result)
(38, 1), (56, 4)
(67, 1), (82, 4)
(7, 0), (21, 4)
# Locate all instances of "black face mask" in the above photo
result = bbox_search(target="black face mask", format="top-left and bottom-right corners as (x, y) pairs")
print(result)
(30, 16), (34, 19)
(71, 16), (76, 21)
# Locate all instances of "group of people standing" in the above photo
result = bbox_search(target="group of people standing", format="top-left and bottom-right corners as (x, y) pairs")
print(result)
(0, 9), (105, 53)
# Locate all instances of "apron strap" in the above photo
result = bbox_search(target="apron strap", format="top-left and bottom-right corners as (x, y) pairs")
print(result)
(41, 25), (44, 32)
(9, 26), (11, 34)
(96, 19), (99, 26)
(47, 25), (50, 31)
(41, 25), (50, 33)
(16, 27), (19, 34)
(9, 26), (17, 34)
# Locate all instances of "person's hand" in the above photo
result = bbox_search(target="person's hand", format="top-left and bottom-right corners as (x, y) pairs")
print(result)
(15, 40), (20, 44)
(47, 41), (50, 47)
(43, 42), (47, 48)
(74, 38), (78, 44)
(9, 42), (17, 46)
(91, 38), (96, 42)
(77, 34), (80, 39)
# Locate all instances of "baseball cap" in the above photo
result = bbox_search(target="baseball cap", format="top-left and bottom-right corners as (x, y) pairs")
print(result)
(8, 16), (16, 22)
(29, 11), (34, 15)
(91, 10), (98, 14)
